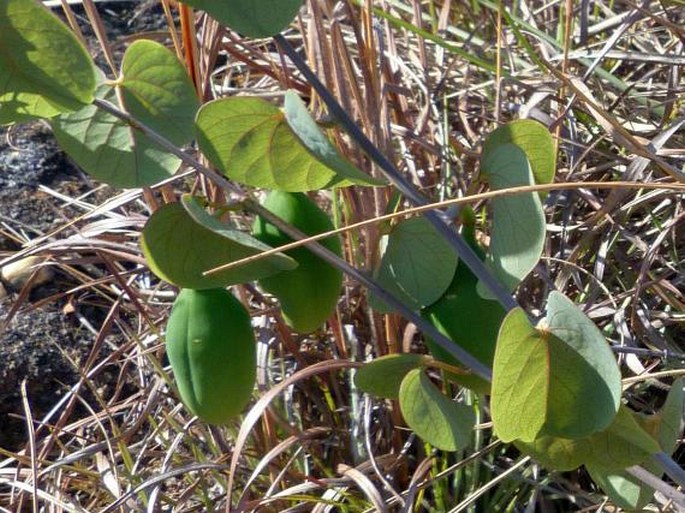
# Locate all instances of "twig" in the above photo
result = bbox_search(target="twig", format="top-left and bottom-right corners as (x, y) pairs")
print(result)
(274, 33), (518, 313)
(203, 181), (685, 275)
(91, 97), (493, 381)
(627, 461), (685, 507)
(244, 198), (493, 381)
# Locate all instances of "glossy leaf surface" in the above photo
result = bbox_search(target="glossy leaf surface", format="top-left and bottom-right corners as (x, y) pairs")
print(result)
(399, 369), (475, 451)
(141, 199), (296, 289)
(354, 354), (424, 399)
(0, 0), (96, 124)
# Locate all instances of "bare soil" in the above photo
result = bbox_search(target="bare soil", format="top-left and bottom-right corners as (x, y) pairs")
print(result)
(0, 0), (169, 452)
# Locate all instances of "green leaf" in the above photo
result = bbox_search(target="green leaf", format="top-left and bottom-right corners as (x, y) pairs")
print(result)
(141, 198), (296, 289)
(354, 354), (425, 399)
(370, 217), (458, 313)
(180, 0), (303, 38)
(51, 41), (197, 188)
(517, 405), (660, 475)
(588, 471), (651, 511)
(0, 0), (96, 124)
(588, 379), (684, 510)
(585, 412), (661, 510)
(423, 257), (505, 395)
(399, 369), (475, 451)
(477, 143), (545, 299)
(283, 91), (384, 187)
(514, 436), (587, 472)
(196, 97), (369, 191)
(422, 220), (501, 394)
(491, 305), (620, 443)
(653, 377), (684, 453)
(51, 81), (181, 188)
(118, 39), (199, 146)
(585, 405), (660, 472)
(545, 291), (622, 414)
(482, 119), (555, 186)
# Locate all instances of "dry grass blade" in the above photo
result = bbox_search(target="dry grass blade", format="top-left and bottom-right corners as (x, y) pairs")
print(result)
(400, 456), (433, 513)
(2, 1), (684, 511)
(236, 426), (332, 507)
(337, 463), (388, 512)
(447, 457), (532, 513)
(226, 359), (362, 510)
(205, 181), (685, 276)
(99, 462), (230, 513)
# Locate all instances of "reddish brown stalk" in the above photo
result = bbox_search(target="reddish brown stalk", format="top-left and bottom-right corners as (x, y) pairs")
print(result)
(178, 2), (201, 94)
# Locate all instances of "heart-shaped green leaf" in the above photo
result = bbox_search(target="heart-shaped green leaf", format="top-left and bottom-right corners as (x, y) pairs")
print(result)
(370, 216), (458, 313)
(283, 91), (384, 187)
(545, 291), (622, 413)
(52, 41), (198, 188)
(118, 39), (199, 146)
(180, 0), (303, 38)
(51, 81), (181, 188)
(477, 143), (545, 299)
(492, 301), (620, 443)
(482, 119), (556, 186)
(399, 369), (475, 451)
(0, 0), (96, 124)
(196, 97), (373, 191)
(355, 354), (424, 399)
(141, 198), (296, 289)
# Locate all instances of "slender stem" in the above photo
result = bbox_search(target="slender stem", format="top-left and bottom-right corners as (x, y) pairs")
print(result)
(93, 88), (684, 497)
(627, 459), (685, 507)
(274, 34), (518, 313)
(652, 452), (685, 491)
(92, 97), (492, 381)
(244, 199), (492, 381)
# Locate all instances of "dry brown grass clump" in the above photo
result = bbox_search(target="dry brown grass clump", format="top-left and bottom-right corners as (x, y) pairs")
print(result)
(1, 0), (683, 511)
